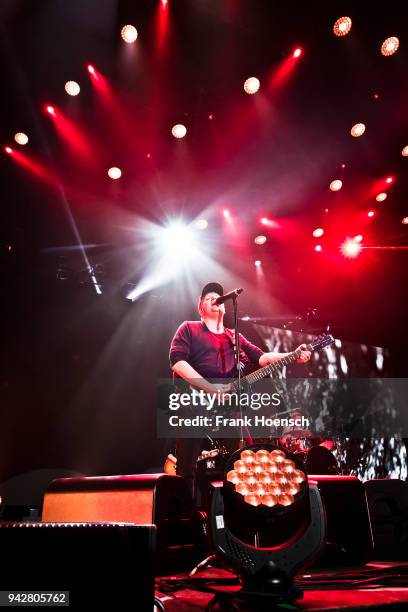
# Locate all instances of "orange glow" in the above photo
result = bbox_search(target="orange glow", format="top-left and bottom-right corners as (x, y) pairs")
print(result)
(228, 448), (305, 507)
(381, 37), (399, 56)
(333, 16), (352, 37)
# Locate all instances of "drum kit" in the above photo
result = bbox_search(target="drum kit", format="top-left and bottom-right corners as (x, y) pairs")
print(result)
(164, 419), (344, 501)
(193, 424), (341, 502)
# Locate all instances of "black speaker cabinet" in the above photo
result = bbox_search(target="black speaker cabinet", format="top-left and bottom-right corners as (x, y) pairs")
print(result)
(309, 475), (374, 566)
(0, 522), (155, 611)
(365, 478), (408, 560)
(42, 473), (199, 570)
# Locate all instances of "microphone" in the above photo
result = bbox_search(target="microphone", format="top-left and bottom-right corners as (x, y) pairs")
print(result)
(214, 288), (244, 305)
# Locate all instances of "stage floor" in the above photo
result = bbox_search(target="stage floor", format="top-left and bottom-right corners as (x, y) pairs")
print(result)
(156, 562), (408, 611)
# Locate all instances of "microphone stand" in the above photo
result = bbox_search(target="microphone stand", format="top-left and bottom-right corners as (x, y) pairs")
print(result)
(232, 294), (245, 448)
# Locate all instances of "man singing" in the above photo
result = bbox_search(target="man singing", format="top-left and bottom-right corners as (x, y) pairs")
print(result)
(169, 282), (311, 499)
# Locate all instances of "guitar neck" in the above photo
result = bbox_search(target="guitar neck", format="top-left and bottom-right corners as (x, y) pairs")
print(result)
(232, 347), (306, 390)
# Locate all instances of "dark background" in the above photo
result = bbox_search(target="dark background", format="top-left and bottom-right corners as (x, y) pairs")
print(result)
(1, 1), (407, 485)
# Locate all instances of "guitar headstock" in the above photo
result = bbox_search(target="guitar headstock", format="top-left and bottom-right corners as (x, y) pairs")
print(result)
(308, 333), (335, 352)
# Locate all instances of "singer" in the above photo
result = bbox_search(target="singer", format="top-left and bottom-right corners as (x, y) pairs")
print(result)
(169, 282), (311, 501)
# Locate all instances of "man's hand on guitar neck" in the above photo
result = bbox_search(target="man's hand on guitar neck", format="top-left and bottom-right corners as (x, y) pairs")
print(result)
(295, 343), (312, 363)
(259, 343), (311, 367)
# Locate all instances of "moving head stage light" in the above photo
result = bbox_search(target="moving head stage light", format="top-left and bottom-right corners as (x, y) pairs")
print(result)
(207, 444), (325, 603)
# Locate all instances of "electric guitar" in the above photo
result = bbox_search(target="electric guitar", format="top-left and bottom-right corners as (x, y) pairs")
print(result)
(228, 333), (335, 393)
(179, 333), (336, 410)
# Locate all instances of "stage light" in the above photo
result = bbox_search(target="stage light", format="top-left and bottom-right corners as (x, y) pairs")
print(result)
(255, 260), (261, 266)
(341, 239), (362, 258)
(254, 235), (267, 245)
(341, 163), (346, 169)
(330, 179), (342, 191)
(373, 93), (380, 100)
(244, 77), (260, 95)
(376, 193), (387, 202)
(162, 222), (193, 256)
(402, 146), (408, 157)
(313, 228), (324, 238)
(4, 146), (13, 154)
(402, 217), (408, 225)
(293, 48), (303, 58)
(368, 210), (375, 218)
(354, 235), (363, 242)
(87, 65), (96, 75)
(195, 219), (208, 230)
(208, 114), (214, 120)
(351, 123), (366, 138)
(333, 16), (352, 37)
(108, 166), (122, 180)
(381, 37), (399, 56)
(207, 444), (325, 603)
(64, 81), (80, 96)
(121, 25), (138, 44)
(171, 124), (187, 139)
(14, 132), (28, 145)
(223, 209), (231, 218)
(45, 105), (55, 115)
(315, 245), (322, 252)
(386, 176), (394, 184)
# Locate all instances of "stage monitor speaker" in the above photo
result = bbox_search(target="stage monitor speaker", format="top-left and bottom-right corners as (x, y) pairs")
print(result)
(364, 478), (408, 560)
(42, 473), (198, 567)
(308, 475), (374, 566)
(0, 522), (155, 611)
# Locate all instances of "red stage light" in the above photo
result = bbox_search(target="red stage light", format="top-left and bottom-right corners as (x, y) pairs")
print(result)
(312, 228), (324, 238)
(161, 0), (168, 5)
(386, 176), (394, 184)
(381, 37), (399, 56)
(254, 235), (267, 245)
(196, 219), (208, 230)
(354, 235), (363, 242)
(14, 132), (29, 145)
(87, 65), (96, 75)
(4, 146), (13, 154)
(402, 217), (408, 225)
(373, 93), (380, 100)
(341, 239), (362, 258)
(402, 146), (408, 157)
(333, 16), (352, 37)
(108, 167), (122, 180)
(171, 124), (187, 139)
(65, 81), (80, 96)
(341, 163), (346, 169)
(367, 210), (375, 218)
(314, 245), (322, 252)
(223, 209), (231, 218)
(376, 193), (387, 202)
(45, 105), (55, 115)
(330, 179), (342, 191)
(121, 25), (138, 44)
(351, 123), (366, 138)
(244, 77), (260, 94)
(293, 48), (302, 58)
(208, 114), (214, 120)
(255, 260), (262, 267)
